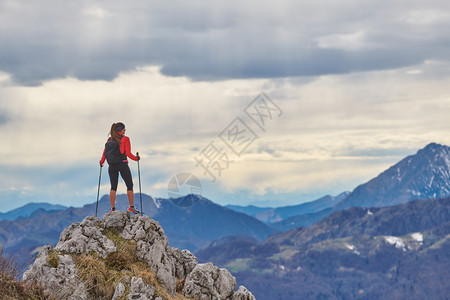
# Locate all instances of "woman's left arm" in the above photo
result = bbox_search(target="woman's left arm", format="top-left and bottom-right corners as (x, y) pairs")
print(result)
(122, 136), (139, 161)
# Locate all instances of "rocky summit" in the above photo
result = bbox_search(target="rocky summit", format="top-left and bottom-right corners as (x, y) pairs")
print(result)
(23, 211), (255, 300)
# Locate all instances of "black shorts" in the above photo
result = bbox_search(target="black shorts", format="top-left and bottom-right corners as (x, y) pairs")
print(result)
(108, 162), (133, 191)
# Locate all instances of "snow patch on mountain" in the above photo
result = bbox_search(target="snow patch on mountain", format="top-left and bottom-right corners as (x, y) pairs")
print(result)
(407, 189), (422, 197)
(384, 233), (424, 252)
(411, 232), (423, 243)
(384, 236), (406, 251)
(392, 167), (402, 182)
(345, 243), (360, 255)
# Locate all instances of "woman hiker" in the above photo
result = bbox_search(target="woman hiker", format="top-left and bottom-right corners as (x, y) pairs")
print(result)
(100, 122), (140, 214)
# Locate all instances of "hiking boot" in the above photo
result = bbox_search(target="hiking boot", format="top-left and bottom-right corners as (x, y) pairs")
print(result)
(109, 207), (116, 214)
(128, 206), (140, 214)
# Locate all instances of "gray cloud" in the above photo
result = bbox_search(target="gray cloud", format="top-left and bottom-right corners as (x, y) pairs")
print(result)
(0, 113), (8, 125)
(1, 1), (450, 85)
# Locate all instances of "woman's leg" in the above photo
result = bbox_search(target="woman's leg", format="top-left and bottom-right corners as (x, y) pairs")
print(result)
(127, 190), (134, 207)
(110, 190), (116, 208)
(119, 163), (134, 206)
(109, 165), (119, 208)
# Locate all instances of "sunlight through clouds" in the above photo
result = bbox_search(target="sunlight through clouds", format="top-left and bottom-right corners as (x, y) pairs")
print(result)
(3, 59), (450, 210)
(1, 0), (450, 210)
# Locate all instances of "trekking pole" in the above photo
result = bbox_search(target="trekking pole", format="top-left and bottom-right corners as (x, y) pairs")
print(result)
(137, 152), (143, 216)
(95, 164), (102, 218)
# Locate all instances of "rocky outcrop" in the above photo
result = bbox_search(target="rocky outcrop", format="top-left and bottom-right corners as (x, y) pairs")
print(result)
(23, 245), (87, 300)
(232, 286), (256, 300)
(112, 277), (157, 300)
(183, 262), (236, 299)
(55, 216), (116, 257)
(23, 211), (255, 300)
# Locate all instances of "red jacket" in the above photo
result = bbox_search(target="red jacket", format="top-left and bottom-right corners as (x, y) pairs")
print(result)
(100, 135), (139, 165)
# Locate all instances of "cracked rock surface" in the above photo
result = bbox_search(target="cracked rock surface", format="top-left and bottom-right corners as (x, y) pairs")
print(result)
(23, 245), (87, 300)
(183, 262), (238, 300)
(55, 216), (116, 258)
(112, 276), (155, 300)
(24, 211), (255, 300)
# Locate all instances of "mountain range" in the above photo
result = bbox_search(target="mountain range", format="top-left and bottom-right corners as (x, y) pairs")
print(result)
(3, 142), (450, 298)
(197, 197), (450, 299)
(194, 142), (450, 299)
(0, 202), (67, 221)
(0, 194), (276, 267)
(226, 192), (350, 223)
(335, 142), (450, 210)
(256, 142), (450, 231)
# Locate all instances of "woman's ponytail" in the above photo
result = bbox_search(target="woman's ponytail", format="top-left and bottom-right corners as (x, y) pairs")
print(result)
(109, 123), (121, 143)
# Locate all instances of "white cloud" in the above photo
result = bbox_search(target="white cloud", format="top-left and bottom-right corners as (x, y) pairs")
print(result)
(0, 66), (271, 168)
(2, 59), (449, 210)
(2, 1), (450, 210)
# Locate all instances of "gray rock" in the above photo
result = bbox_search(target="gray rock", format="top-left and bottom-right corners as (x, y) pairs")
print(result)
(55, 216), (116, 258)
(112, 281), (126, 300)
(23, 245), (88, 299)
(119, 214), (167, 245)
(102, 210), (129, 230)
(183, 262), (236, 300)
(136, 240), (176, 295)
(232, 286), (256, 300)
(171, 248), (198, 278)
(24, 212), (256, 300)
(128, 276), (155, 300)
(113, 212), (177, 295)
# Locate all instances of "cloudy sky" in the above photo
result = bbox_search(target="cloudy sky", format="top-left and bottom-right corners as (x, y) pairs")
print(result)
(1, 0), (450, 211)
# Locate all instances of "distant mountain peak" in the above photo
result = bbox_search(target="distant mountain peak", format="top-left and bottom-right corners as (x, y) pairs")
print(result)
(423, 142), (442, 149)
(418, 142), (450, 158)
(0, 202), (68, 221)
(168, 193), (211, 207)
(336, 143), (450, 209)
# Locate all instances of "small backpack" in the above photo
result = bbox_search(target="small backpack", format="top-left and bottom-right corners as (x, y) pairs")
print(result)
(104, 136), (126, 165)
